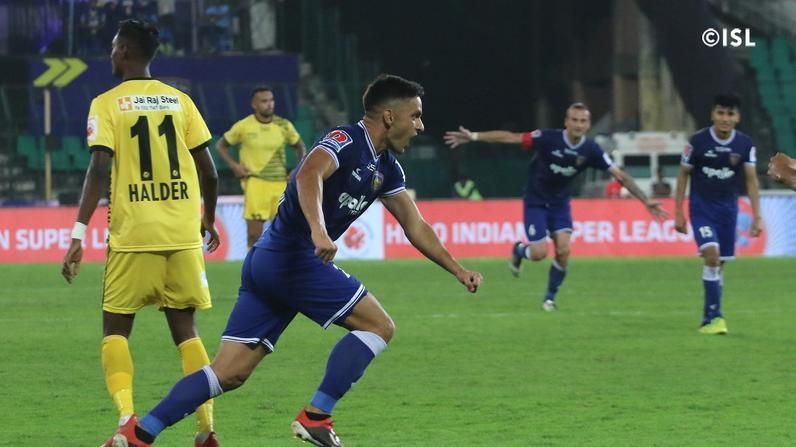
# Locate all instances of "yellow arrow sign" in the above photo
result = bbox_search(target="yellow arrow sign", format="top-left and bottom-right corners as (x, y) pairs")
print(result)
(33, 57), (87, 87)
(33, 58), (67, 87)
(53, 58), (87, 87)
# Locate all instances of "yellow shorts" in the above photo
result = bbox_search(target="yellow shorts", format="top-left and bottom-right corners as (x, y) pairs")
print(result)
(102, 247), (211, 314)
(242, 177), (287, 221)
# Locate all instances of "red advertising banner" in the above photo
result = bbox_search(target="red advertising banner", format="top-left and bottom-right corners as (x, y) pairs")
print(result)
(0, 207), (230, 263)
(385, 200), (523, 258)
(0, 207), (109, 263)
(0, 198), (768, 262)
(383, 198), (766, 258)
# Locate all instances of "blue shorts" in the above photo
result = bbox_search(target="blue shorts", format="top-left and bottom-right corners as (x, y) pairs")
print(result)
(690, 205), (737, 260)
(222, 247), (367, 352)
(523, 202), (572, 243)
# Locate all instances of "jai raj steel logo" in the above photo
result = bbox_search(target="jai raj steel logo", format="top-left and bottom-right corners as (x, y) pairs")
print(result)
(702, 28), (756, 48)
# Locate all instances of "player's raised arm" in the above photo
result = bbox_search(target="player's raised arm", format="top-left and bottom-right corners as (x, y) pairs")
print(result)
(381, 190), (482, 293)
(296, 148), (338, 263)
(191, 147), (221, 252)
(674, 164), (691, 234)
(62, 150), (112, 283)
(607, 165), (669, 220)
(444, 125), (524, 148)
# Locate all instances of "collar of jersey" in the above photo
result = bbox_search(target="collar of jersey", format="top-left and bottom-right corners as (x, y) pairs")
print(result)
(561, 130), (586, 150)
(357, 120), (379, 161)
(709, 127), (736, 146)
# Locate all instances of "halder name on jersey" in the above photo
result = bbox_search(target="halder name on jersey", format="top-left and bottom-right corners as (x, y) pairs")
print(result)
(682, 127), (756, 205)
(523, 129), (613, 205)
(256, 121), (406, 250)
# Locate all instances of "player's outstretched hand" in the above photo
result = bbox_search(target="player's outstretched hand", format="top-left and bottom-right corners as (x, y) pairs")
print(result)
(674, 212), (688, 234)
(645, 201), (669, 221)
(202, 217), (221, 253)
(61, 239), (83, 284)
(456, 269), (483, 293)
(444, 126), (474, 148)
(311, 230), (337, 264)
(767, 152), (796, 191)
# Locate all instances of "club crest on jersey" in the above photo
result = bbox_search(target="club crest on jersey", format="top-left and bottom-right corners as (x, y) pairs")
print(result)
(321, 129), (353, 152)
(371, 172), (384, 191)
(576, 156), (586, 166)
(729, 153), (741, 166)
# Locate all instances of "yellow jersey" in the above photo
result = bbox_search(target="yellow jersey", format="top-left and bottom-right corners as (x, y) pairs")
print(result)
(222, 114), (301, 181)
(86, 79), (212, 252)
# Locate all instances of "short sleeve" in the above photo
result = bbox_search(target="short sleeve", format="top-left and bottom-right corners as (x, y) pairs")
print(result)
(315, 128), (355, 170)
(223, 119), (243, 145)
(380, 158), (407, 198)
(681, 140), (695, 167)
(86, 97), (114, 152)
(591, 145), (613, 171)
(520, 129), (543, 150)
(745, 145), (757, 164)
(183, 95), (212, 150)
(284, 120), (301, 145)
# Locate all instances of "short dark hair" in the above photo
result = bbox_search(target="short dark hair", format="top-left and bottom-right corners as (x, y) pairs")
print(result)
(117, 19), (160, 61)
(565, 102), (589, 118)
(362, 74), (424, 114)
(713, 94), (741, 109)
(251, 85), (273, 98)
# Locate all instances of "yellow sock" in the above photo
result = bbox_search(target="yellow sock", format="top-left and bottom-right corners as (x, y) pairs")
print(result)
(101, 335), (134, 419)
(178, 337), (214, 433)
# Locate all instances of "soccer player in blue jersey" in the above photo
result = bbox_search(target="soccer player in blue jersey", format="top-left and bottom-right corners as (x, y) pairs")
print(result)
(101, 74), (483, 447)
(445, 103), (667, 311)
(674, 94), (762, 335)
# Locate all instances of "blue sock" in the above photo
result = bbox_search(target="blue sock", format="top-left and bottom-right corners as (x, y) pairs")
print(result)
(514, 242), (528, 259)
(311, 331), (387, 414)
(545, 260), (566, 301)
(139, 366), (223, 439)
(702, 266), (722, 323)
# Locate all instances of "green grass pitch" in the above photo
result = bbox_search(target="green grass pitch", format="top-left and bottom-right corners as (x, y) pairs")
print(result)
(1, 257), (795, 446)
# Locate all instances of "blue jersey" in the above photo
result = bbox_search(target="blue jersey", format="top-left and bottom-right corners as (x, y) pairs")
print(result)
(682, 127), (756, 206)
(521, 129), (613, 206)
(257, 120), (407, 251)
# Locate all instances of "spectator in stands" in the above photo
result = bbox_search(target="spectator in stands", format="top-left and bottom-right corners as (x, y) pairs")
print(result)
(216, 86), (306, 248)
(156, 0), (178, 54)
(101, 1), (123, 45)
(77, 0), (103, 56)
(768, 152), (796, 190)
(651, 166), (672, 198)
(135, 0), (159, 24)
(200, 1), (232, 53)
(119, 0), (138, 22)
